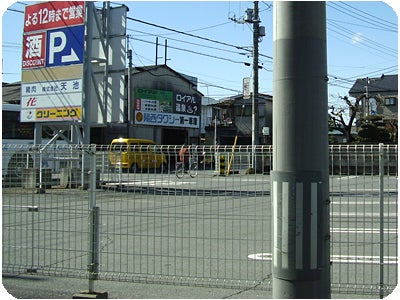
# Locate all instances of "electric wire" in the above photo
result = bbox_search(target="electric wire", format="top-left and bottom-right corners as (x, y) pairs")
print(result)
(128, 29), (250, 57)
(4, 2), (397, 99)
(327, 20), (397, 58)
(128, 17), (250, 52)
(127, 17), (273, 61)
(327, 2), (397, 33)
(338, 1), (397, 32)
(129, 36), (250, 65)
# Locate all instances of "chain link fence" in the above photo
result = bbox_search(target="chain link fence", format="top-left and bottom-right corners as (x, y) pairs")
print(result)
(2, 144), (397, 297)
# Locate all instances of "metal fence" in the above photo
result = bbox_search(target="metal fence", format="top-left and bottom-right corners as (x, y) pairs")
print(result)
(2, 144), (397, 297)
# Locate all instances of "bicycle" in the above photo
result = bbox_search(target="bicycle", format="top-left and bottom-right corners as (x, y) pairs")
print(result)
(175, 156), (198, 178)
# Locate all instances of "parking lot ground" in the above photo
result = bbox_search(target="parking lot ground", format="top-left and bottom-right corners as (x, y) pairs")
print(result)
(3, 274), (382, 299)
(2, 274), (273, 299)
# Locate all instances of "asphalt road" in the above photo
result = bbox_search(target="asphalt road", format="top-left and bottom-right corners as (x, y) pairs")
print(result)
(2, 171), (397, 298)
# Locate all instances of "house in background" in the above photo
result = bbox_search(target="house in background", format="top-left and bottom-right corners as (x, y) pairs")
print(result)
(129, 64), (204, 145)
(349, 74), (397, 121)
(348, 74), (398, 142)
(3, 65), (212, 145)
(204, 93), (273, 145)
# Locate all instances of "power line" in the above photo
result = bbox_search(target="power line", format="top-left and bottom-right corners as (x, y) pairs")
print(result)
(127, 17), (273, 61)
(327, 20), (397, 58)
(328, 18), (397, 33)
(328, 65), (398, 93)
(127, 38), (244, 96)
(128, 29), (249, 57)
(128, 36), (250, 65)
(339, 1), (397, 31)
(327, 2), (397, 33)
(128, 17), (248, 51)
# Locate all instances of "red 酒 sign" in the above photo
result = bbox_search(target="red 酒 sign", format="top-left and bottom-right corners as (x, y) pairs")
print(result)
(22, 32), (46, 69)
(24, 1), (85, 33)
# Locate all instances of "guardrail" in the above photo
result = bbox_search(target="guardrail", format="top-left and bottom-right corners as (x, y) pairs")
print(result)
(2, 144), (397, 297)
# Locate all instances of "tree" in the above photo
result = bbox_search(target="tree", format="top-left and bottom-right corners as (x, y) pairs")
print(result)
(371, 95), (398, 143)
(384, 119), (398, 143)
(328, 95), (364, 143)
(357, 115), (392, 144)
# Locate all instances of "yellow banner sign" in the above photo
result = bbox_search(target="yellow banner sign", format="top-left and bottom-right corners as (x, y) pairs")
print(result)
(35, 107), (82, 121)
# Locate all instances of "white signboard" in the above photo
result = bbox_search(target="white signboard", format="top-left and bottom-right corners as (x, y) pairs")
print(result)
(21, 1), (85, 123)
(20, 79), (83, 122)
(243, 77), (253, 99)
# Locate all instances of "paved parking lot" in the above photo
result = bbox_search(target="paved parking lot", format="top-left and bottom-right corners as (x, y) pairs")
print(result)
(2, 171), (397, 298)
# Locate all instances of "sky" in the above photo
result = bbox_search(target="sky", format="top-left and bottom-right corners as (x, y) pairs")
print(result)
(1, 1), (398, 110)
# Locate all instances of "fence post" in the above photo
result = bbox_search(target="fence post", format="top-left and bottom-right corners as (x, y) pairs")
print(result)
(74, 147), (107, 298)
(379, 143), (384, 299)
(88, 148), (99, 292)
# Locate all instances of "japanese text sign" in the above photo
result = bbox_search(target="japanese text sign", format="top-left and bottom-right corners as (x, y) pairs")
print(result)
(24, 1), (84, 32)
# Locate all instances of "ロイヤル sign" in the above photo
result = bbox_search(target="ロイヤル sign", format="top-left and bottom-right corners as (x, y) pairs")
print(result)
(134, 87), (201, 128)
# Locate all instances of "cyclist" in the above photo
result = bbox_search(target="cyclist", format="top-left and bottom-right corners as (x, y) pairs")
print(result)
(179, 144), (189, 165)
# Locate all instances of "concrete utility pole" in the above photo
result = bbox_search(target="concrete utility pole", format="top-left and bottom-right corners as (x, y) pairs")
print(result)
(231, 2), (264, 169)
(83, 1), (94, 145)
(272, 2), (330, 298)
(251, 1), (260, 169)
(364, 77), (370, 117)
(127, 48), (133, 137)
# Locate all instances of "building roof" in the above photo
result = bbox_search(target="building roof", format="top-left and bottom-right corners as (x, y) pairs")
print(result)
(348, 74), (398, 97)
(2, 82), (21, 104)
(211, 93), (273, 108)
(2, 65), (205, 104)
(131, 64), (204, 96)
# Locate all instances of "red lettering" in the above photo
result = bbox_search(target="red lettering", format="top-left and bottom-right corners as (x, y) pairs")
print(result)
(26, 97), (37, 106)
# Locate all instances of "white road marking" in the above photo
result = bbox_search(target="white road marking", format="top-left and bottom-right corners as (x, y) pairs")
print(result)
(106, 180), (195, 186)
(336, 176), (359, 180)
(248, 253), (398, 265)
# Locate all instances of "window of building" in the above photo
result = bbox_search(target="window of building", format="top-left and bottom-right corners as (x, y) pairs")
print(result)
(235, 105), (252, 116)
(384, 97), (396, 106)
(2, 110), (34, 139)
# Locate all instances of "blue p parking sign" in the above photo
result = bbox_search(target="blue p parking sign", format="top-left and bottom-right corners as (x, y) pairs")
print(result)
(46, 25), (84, 67)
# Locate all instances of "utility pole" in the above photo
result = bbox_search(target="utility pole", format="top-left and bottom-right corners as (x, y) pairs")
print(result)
(364, 77), (370, 117)
(272, 2), (330, 298)
(83, 1), (94, 145)
(127, 47), (133, 137)
(251, 1), (260, 170)
(155, 37), (159, 65)
(235, 1), (264, 170)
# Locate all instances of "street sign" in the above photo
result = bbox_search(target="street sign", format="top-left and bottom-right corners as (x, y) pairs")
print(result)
(46, 25), (84, 67)
(22, 32), (46, 69)
(20, 78), (83, 122)
(24, 1), (84, 32)
(243, 77), (253, 99)
(21, 1), (85, 123)
(134, 87), (201, 128)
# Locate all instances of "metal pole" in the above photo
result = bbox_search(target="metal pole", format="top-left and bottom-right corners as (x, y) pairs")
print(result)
(214, 114), (217, 147)
(155, 37), (158, 65)
(83, 2), (94, 145)
(365, 77), (369, 117)
(272, 2), (330, 298)
(127, 48), (133, 138)
(379, 143), (384, 299)
(88, 147), (99, 294)
(165, 39), (168, 64)
(252, 1), (259, 170)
